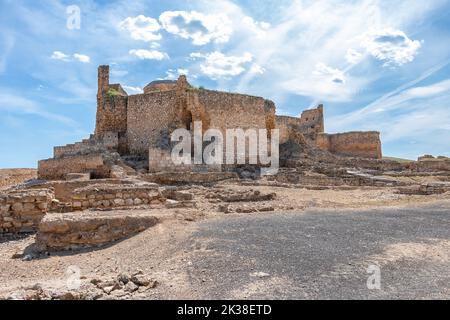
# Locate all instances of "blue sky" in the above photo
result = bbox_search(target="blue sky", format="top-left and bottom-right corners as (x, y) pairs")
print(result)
(0, 0), (449, 168)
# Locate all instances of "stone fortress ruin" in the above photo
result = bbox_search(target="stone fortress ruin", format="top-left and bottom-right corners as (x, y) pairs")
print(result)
(38, 65), (382, 180)
(1, 64), (449, 268)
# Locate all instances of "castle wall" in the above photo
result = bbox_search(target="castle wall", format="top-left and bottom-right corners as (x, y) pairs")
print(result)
(299, 105), (324, 134)
(276, 115), (302, 144)
(95, 95), (128, 136)
(317, 132), (382, 159)
(193, 90), (276, 165)
(196, 90), (274, 131)
(297, 105), (325, 144)
(127, 90), (181, 156)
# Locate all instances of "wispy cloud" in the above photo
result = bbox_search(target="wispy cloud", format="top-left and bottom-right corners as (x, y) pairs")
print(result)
(0, 32), (15, 74)
(0, 91), (79, 127)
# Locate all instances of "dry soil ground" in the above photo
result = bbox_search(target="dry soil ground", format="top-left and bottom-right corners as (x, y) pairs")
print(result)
(0, 179), (449, 299)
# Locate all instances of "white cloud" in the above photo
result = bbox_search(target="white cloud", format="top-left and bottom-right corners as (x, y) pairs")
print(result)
(51, 51), (70, 61)
(177, 68), (189, 75)
(119, 15), (162, 42)
(129, 49), (169, 60)
(213, 0), (442, 101)
(122, 85), (143, 94)
(165, 68), (189, 80)
(249, 64), (265, 75)
(51, 51), (90, 63)
(313, 63), (346, 84)
(345, 49), (363, 64)
(191, 51), (253, 79)
(73, 53), (90, 63)
(159, 11), (232, 45)
(362, 28), (422, 67)
(242, 16), (271, 37)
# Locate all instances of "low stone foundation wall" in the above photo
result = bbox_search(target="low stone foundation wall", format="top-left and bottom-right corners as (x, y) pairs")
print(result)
(36, 211), (159, 251)
(143, 172), (238, 185)
(38, 154), (112, 180)
(70, 184), (163, 210)
(397, 183), (450, 195)
(0, 189), (54, 233)
(27, 179), (135, 203)
(412, 159), (450, 172)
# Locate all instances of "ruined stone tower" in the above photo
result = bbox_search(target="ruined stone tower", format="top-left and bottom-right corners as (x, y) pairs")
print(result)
(95, 65), (128, 136)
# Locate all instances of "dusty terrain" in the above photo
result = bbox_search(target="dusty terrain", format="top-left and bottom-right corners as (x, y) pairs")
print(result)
(0, 169), (36, 190)
(0, 175), (449, 300)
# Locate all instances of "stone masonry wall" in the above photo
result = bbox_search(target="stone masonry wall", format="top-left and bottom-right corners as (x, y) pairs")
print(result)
(28, 179), (134, 202)
(194, 90), (276, 165)
(70, 184), (163, 211)
(148, 148), (222, 173)
(127, 90), (181, 156)
(0, 189), (54, 233)
(276, 115), (302, 144)
(317, 131), (382, 159)
(95, 66), (128, 135)
(412, 159), (450, 172)
(196, 90), (275, 135)
(95, 94), (128, 136)
(299, 105), (325, 138)
(36, 211), (159, 252)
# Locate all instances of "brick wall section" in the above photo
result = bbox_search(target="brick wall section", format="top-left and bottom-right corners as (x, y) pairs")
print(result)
(70, 184), (163, 210)
(0, 189), (54, 233)
(317, 132), (382, 159)
(38, 154), (112, 180)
